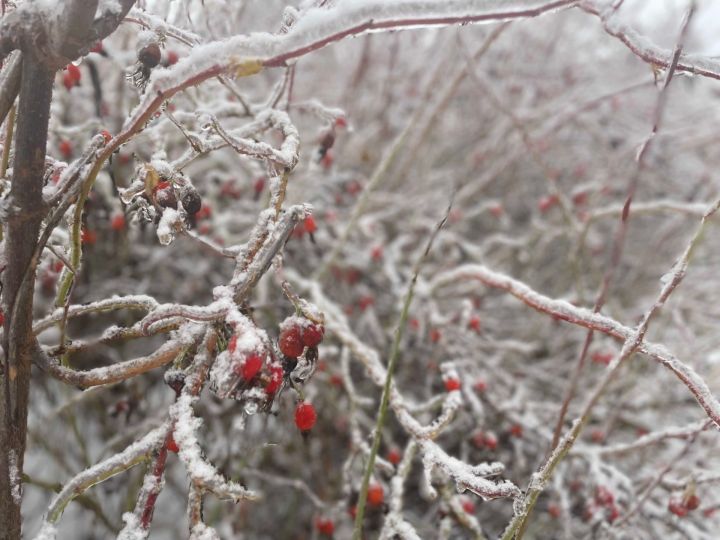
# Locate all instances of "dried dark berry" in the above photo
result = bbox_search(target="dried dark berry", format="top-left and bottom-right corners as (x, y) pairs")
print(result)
(181, 189), (202, 215)
(138, 42), (162, 68)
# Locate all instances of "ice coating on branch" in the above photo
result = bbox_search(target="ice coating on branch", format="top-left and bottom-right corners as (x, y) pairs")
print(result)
(117, 512), (146, 540)
(171, 394), (258, 500)
(157, 207), (181, 245)
(32, 523), (57, 540)
(189, 523), (220, 540)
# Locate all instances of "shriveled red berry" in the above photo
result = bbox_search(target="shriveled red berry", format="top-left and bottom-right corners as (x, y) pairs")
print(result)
(367, 483), (384, 507)
(315, 517), (334, 536)
(138, 42), (161, 68)
(444, 378), (461, 392)
(294, 401), (317, 432)
(235, 354), (263, 381)
(167, 433), (179, 453)
(606, 504), (620, 523)
(304, 215), (317, 234)
(302, 323), (324, 347)
(279, 326), (304, 358)
(0, 309), (4, 326)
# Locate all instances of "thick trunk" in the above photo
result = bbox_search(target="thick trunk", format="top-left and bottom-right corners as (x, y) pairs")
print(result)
(0, 54), (53, 540)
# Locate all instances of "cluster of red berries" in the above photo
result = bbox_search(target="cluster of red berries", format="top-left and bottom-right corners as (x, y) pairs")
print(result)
(668, 491), (701, 518)
(584, 486), (620, 523)
(278, 316), (324, 358)
(472, 431), (498, 451)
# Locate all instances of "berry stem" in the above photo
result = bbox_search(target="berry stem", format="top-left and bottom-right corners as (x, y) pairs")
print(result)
(352, 199), (452, 540)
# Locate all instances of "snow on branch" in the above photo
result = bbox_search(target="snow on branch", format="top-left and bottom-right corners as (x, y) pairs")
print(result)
(581, 0), (720, 81)
(36, 423), (169, 535)
(429, 263), (720, 429)
(118, 1), (578, 150)
(171, 393), (258, 502)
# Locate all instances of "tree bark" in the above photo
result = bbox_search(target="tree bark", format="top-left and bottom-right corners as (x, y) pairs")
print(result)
(0, 53), (54, 540)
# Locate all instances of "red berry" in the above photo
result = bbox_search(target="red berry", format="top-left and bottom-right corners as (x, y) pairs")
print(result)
(0, 309), (4, 326)
(387, 448), (401, 466)
(538, 194), (559, 213)
(335, 116), (347, 128)
(684, 493), (700, 511)
(279, 326), (304, 358)
(235, 354), (263, 381)
(548, 503), (561, 519)
(509, 424), (523, 438)
(321, 149), (334, 169)
(315, 517), (334, 536)
(590, 429), (605, 444)
(370, 246), (383, 262)
(468, 316), (481, 332)
(138, 42), (161, 68)
(167, 433), (179, 453)
(59, 140), (73, 159)
(89, 42), (103, 54)
(607, 504), (620, 523)
(253, 176), (265, 194)
(591, 351), (613, 366)
(358, 295), (374, 311)
(196, 204), (212, 220)
(444, 378), (461, 392)
(100, 130), (112, 144)
(429, 328), (442, 343)
(595, 486), (614, 506)
(461, 498), (475, 514)
(473, 379), (487, 393)
(166, 50), (179, 65)
(110, 214), (125, 231)
(489, 203), (504, 218)
(472, 431), (486, 449)
(366, 483), (384, 507)
(294, 401), (317, 432)
(154, 180), (171, 193)
(63, 64), (81, 90)
(81, 228), (97, 245)
(304, 215), (317, 234)
(669, 500), (688, 517)
(265, 365), (284, 395)
(302, 323), (324, 347)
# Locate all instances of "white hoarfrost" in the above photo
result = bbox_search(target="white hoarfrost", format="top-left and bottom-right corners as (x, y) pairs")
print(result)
(157, 207), (182, 245)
